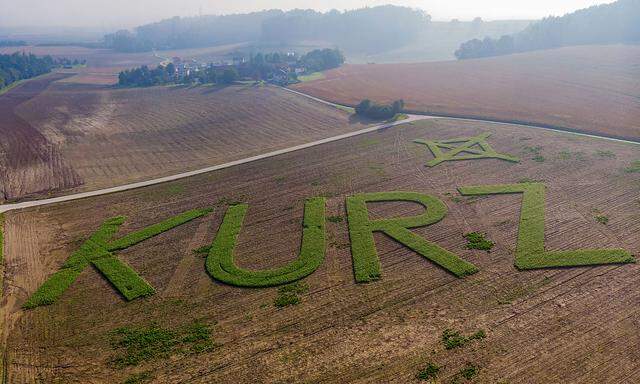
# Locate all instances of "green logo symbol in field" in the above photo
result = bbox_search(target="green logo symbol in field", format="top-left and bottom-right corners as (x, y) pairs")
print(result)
(413, 132), (519, 167)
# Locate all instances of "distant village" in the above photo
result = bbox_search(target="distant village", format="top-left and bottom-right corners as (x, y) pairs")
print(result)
(119, 48), (344, 87)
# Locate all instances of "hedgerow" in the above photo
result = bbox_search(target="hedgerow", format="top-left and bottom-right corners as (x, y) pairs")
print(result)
(458, 183), (634, 269)
(206, 198), (326, 287)
(24, 208), (213, 309)
(346, 192), (478, 282)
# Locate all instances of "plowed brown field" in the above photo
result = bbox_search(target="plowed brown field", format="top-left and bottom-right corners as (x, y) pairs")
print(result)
(292, 44), (640, 141)
(0, 74), (82, 202)
(3, 118), (639, 383)
(1, 82), (367, 202)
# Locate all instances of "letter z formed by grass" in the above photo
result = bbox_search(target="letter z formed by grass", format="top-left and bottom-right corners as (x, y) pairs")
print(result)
(24, 208), (213, 309)
(458, 183), (634, 269)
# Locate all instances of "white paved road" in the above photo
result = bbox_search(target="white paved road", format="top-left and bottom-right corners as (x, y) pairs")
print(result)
(1, 87), (638, 214)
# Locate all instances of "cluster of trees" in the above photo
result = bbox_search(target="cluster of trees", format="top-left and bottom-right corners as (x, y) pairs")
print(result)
(103, 6), (430, 54)
(455, 0), (640, 59)
(299, 48), (345, 72)
(0, 52), (58, 89)
(355, 99), (405, 120)
(118, 63), (238, 87)
(0, 40), (27, 47)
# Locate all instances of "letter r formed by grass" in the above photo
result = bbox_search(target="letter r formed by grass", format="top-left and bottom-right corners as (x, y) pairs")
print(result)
(23, 208), (213, 309)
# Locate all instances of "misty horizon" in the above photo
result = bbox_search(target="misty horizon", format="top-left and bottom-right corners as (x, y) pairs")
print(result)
(0, 0), (616, 30)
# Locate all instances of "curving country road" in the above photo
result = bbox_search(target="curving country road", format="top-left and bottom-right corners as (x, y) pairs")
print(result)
(0, 86), (638, 214)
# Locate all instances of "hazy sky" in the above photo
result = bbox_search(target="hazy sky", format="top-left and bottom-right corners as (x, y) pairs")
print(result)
(0, 0), (615, 29)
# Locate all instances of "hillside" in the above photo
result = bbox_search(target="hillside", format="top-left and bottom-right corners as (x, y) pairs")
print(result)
(292, 45), (640, 141)
(1, 80), (368, 202)
(3, 117), (639, 383)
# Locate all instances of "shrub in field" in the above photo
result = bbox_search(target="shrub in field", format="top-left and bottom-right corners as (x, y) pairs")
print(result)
(346, 192), (478, 282)
(624, 160), (640, 173)
(110, 321), (215, 368)
(416, 362), (440, 381)
(24, 208), (213, 309)
(442, 329), (486, 350)
(464, 232), (494, 252)
(355, 99), (404, 120)
(206, 198), (326, 287)
(458, 183), (634, 269)
(595, 215), (609, 225)
(274, 281), (309, 308)
(459, 363), (480, 380)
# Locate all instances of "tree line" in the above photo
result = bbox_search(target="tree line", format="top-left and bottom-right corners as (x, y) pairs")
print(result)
(355, 99), (405, 120)
(118, 48), (345, 87)
(118, 63), (239, 87)
(103, 6), (429, 54)
(0, 52), (78, 89)
(455, 0), (640, 60)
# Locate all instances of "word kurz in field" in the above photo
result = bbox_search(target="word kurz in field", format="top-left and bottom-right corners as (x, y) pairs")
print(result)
(25, 183), (634, 308)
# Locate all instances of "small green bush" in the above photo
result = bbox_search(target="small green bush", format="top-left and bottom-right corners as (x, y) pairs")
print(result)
(123, 371), (153, 384)
(464, 232), (494, 252)
(274, 281), (309, 308)
(596, 150), (616, 158)
(110, 321), (215, 368)
(624, 160), (640, 173)
(416, 362), (440, 381)
(595, 215), (609, 225)
(459, 363), (479, 380)
(327, 215), (344, 223)
(442, 329), (486, 350)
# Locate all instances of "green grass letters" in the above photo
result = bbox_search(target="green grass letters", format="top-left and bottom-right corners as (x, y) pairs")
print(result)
(346, 192), (478, 282)
(458, 183), (634, 269)
(24, 208), (213, 309)
(206, 197), (326, 287)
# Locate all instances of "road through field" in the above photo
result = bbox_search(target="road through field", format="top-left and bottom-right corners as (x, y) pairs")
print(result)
(2, 86), (640, 214)
(0, 113), (429, 214)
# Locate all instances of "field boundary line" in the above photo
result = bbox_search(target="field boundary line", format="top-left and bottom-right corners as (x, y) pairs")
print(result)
(0, 115), (426, 214)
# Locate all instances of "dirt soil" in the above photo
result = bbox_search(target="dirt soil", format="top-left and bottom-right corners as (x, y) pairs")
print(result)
(2, 82), (368, 202)
(292, 45), (640, 141)
(0, 74), (82, 202)
(2, 118), (640, 383)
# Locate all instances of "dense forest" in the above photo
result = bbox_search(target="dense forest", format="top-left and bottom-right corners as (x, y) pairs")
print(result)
(0, 53), (57, 89)
(104, 6), (430, 54)
(455, 0), (640, 59)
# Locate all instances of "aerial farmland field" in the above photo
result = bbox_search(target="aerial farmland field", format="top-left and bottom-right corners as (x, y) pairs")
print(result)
(2, 117), (639, 383)
(1, 78), (369, 202)
(292, 45), (640, 141)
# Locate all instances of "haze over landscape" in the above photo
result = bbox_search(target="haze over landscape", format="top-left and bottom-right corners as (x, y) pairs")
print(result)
(0, 0), (638, 383)
(1, 0), (616, 28)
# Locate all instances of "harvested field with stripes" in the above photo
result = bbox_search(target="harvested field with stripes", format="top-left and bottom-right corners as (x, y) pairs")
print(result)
(292, 44), (640, 141)
(1, 81), (368, 202)
(3, 118), (639, 383)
